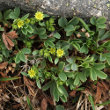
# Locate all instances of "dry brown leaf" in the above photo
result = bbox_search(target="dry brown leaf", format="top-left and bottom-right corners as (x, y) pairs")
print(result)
(0, 62), (8, 70)
(29, 35), (37, 39)
(2, 31), (18, 50)
(95, 83), (102, 104)
(23, 76), (36, 96)
(2, 33), (14, 50)
(101, 81), (109, 91)
(6, 31), (18, 39)
(69, 90), (76, 97)
(41, 98), (47, 110)
(2, 33), (11, 50)
(23, 76), (35, 86)
(0, 72), (7, 77)
(5, 35), (14, 47)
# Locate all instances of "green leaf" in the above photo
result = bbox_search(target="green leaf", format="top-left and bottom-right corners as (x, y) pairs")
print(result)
(0, 77), (20, 81)
(78, 17), (90, 32)
(21, 72), (28, 76)
(15, 53), (21, 64)
(72, 42), (80, 50)
(60, 95), (67, 102)
(66, 31), (73, 36)
(48, 56), (53, 63)
(22, 28), (27, 35)
(0, 27), (4, 31)
(71, 63), (78, 71)
(96, 17), (106, 24)
(64, 25), (74, 32)
(59, 72), (67, 81)
(54, 58), (59, 64)
(27, 25), (34, 33)
(100, 31), (110, 41)
(22, 48), (31, 54)
(106, 57), (110, 65)
(21, 13), (29, 20)
(37, 28), (46, 35)
(66, 57), (75, 64)
(53, 86), (59, 102)
(97, 100), (110, 106)
(90, 16), (96, 25)
(90, 68), (97, 81)
(80, 44), (88, 54)
(98, 29), (105, 39)
(68, 17), (79, 25)
(4, 9), (12, 20)
(64, 64), (71, 71)
(26, 96), (33, 110)
(0, 11), (3, 20)
(57, 85), (68, 97)
(58, 62), (65, 71)
(36, 80), (41, 89)
(32, 50), (39, 55)
(97, 24), (106, 29)
(20, 52), (26, 62)
(88, 95), (95, 110)
(9, 7), (20, 19)
(44, 40), (55, 47)
(38, 21), (45, 26)
(79, 73), (87, 82)
(56, 105), (64, 110)
(66, 72), (75, 78)
(42, 81), (52, 91)
(100, 53), (106, 61)
(58, 17), (68, 28)
(39, 34), (48, 39)
(53, 32), (61, 39)
(93, 63), (105, 70)
(95, 69), (107, 79)
(100, 53), (110, 65)
(74, 74), (80, 85)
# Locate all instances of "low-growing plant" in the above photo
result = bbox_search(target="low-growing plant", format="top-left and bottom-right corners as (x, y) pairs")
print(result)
(0, 7), (110, 108)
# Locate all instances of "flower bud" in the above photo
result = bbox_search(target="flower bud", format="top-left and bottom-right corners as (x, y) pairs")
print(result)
(77, 33), (81, 38)
(81, 28), (86, 32)
(85, 32), (90, 38)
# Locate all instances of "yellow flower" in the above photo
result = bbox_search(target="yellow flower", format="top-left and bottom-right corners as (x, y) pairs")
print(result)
(44, 49), (50, 57)
(17, 20), (24, 28)
(56, 48), (64, 58)
(49, 48), (56, 54)
(28, 68), (36, 78)
(35, 11), (44, 21)
(25, 18), (30, 24)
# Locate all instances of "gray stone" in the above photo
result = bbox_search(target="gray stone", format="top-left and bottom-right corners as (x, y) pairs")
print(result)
(0, 0), (110, 20)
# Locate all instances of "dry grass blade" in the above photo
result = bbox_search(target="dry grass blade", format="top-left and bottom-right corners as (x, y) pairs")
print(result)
(76, 94), (83, 110)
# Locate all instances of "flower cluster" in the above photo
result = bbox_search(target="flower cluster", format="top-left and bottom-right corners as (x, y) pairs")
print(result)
(49, 48), (56, 55)
(46, 18), (55, 31)
(39, 48), (64, 58)
(12, 11), (44, 30)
